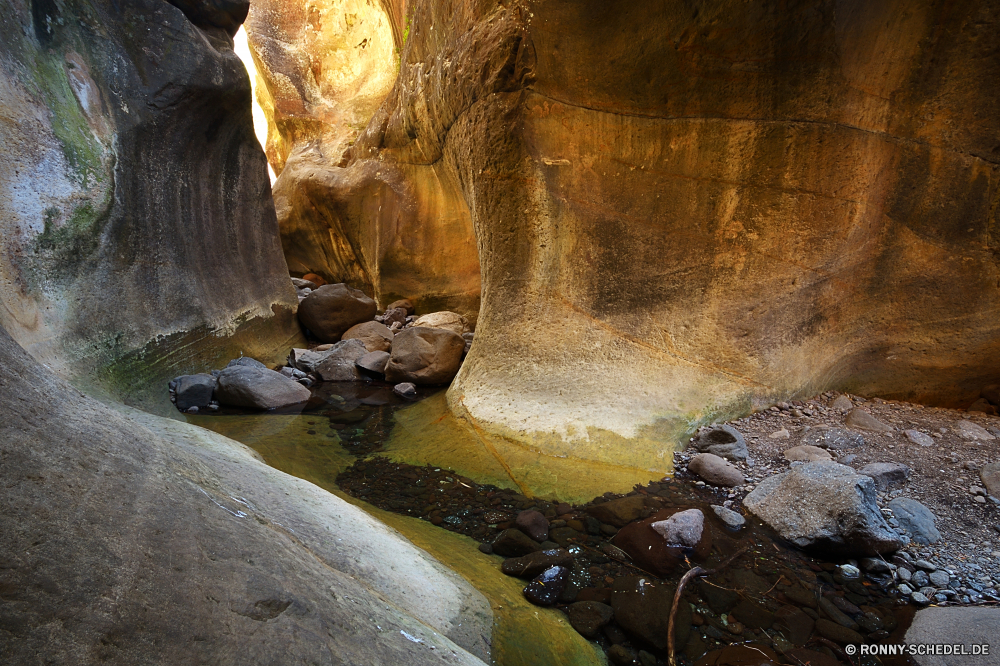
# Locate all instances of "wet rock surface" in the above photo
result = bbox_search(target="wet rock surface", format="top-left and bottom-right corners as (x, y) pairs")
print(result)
(215, 365), (312, 410)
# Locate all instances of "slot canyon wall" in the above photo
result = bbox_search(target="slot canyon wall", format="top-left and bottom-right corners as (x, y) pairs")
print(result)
(0, 0), (303, 407)
(253, 0), (1000, 471)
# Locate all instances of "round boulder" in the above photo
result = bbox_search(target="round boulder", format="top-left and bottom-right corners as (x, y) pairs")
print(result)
(297, 284), (376, 343)
(384, 327), (465, 385)
(215, 366), (312, 410)
(688, 453), (745, 487)
(342, 321), (394, 353)
(689, 424), (748, 461)
(412, 311), (470, 336)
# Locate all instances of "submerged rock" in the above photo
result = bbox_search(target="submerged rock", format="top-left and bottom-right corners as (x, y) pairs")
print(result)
(523, 566), (568, 606)
(215, 366), (312, 410)
(611, 576), (689, 650)
(566, 601), (614, 639)
(744, 461), (903, 556)
(501, 549), (573, 579)
(688, 424), (748, 461)
(612, 509), (710, 577)
(393, 382), (418, 399)
(298, 284), (377, 343)
(384, 327), (465, 385)
(492, 528), (542, 557)
(711, 505), (745, 530)
(515, 510), (550, 542)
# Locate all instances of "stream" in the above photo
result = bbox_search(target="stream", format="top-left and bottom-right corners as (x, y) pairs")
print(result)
(186, 381), (918, 666)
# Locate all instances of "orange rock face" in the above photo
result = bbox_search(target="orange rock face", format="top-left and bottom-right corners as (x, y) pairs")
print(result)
(246, 0), (481, 319)
(259, 0), (1000, 468)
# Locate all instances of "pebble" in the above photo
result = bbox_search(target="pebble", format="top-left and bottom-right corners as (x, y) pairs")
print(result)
(523, 566), (568, 606)
(711, 505), (745, 529)
(910, 591), (931, 605)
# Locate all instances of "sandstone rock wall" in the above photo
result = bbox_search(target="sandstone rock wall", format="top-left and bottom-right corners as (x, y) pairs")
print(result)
(334, 0), (1000, 470)
(0, 0), (302, 406)
(246, 0), (481, 320)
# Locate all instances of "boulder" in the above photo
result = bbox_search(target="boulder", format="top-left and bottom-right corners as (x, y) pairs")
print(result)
(688, 453), (745, 487)
(298, 284), (377, 343)
(611, 576), (690, 650)
(845, 409), (893, 433)
(688, 425), (748, 461)
(905, 607), (1000, 666)
(515, 510), (550, 542)
(831, 396), (854, 413)
(981, 463), (1000, 498)
(384, 327), (466, 385)
(859, 462), (911, 491)
(227, 357), (269, 370)
(968, 398), (998, 415)
(585, 496), (646, 527)
(956, 420), (995, 440)
(743, 462), (903, 556)
(566, 601), (614, 639)
(501, 549), (573, 579)
(356, 351), (391, 375)
(413, 311), (471, 336)
(492, 528), (542, 557)
(383, 307), (408, 327)
(905, 429), (935, 447)
(802, 427), (864, 451)
(783, 445), (833, 462)
(291, 339), (368, 381)
(387, 299), (416, 315)
(342, 321), (394, 353)
(173, 374), (217, 410)
(887, 497), (941, 545)
(215, 366), (312, 410)
(291, 277), (317, 290)
(302, 273), (328, 286)
(650, 508), (704, 548)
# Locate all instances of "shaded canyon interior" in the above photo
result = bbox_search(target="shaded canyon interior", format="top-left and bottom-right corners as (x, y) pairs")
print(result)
(1, 0), (999, 663)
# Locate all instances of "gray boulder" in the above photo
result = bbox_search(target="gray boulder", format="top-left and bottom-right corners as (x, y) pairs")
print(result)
(689, 424), (748, 461)
(215, 366), (312, 410)
(173, 373), (216, 410)
(905, 607), (1000, 666)
(298, 284), (377, 343)
(802, 426), (864, 449)
(291, 339), (368, 381)
(711, 505), (745, 530)
(859, 462), (911, 491)
(887, 497), (941, 545)
(905, 429), (935, 447)
(743, 461), (903, 556)
(845, 409), (893, 432)
(688, 453), (745, 487)
(385, 327), (465, 385)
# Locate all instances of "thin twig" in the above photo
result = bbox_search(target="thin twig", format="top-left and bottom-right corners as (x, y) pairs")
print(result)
(667, 546), (749, 666)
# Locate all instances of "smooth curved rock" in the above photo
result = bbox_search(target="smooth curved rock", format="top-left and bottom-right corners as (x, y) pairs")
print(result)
(343, 320), (394, 353)
(689, 425), (748, 461)
(215, 365), (312, 409)
(905, 607), (1000, 666)
(0, 0), (302, 401)
(783, 445), (833, 462)
(298, 284), (377, 343)
(173, 374), (217, 410)
(384, 327), (465, 385)
(357, 350), (391, 375)
(0, 325), (491, 664)
(744, 462), (903, 556)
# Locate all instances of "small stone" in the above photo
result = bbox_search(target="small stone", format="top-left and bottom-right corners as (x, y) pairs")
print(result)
(650, 508), (704, 547)
(523, 566), (568, 606)
(860, 557), (893, 574)
(981, 463), (1000, 498)
(831, 395), (854, 412)
(711, 505), (745, 529)
(914, 559), (937, 572)
(910, 591), (931, 605)
(888, 497), (941, 545)
(859, 462), (911, 491)
(478, 542), (493, 555)
(845, 409), (893, 432)
(802, 426), (865, 450)
(688, 424), (748, 461)
(838, 564), (861, 579)
(929, 570), (950, 587)
(956, 420), (995, 440)
(897, 566), (913, 584)
(905, 429), (935, 447)
(392, 382), (417, 398)
(911, 570), (929, 587)
(976, 496), (987, 504)
(769, 428), (791, 439)
(688, 453), (745, 487)
(515, 510), (550, 542)
(501, 549), (573, 578)
(585, 495), (646, 527)
(566, 601), (614, 638)
(897, 583), (913, 595)
(492, 528), (542, 557)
